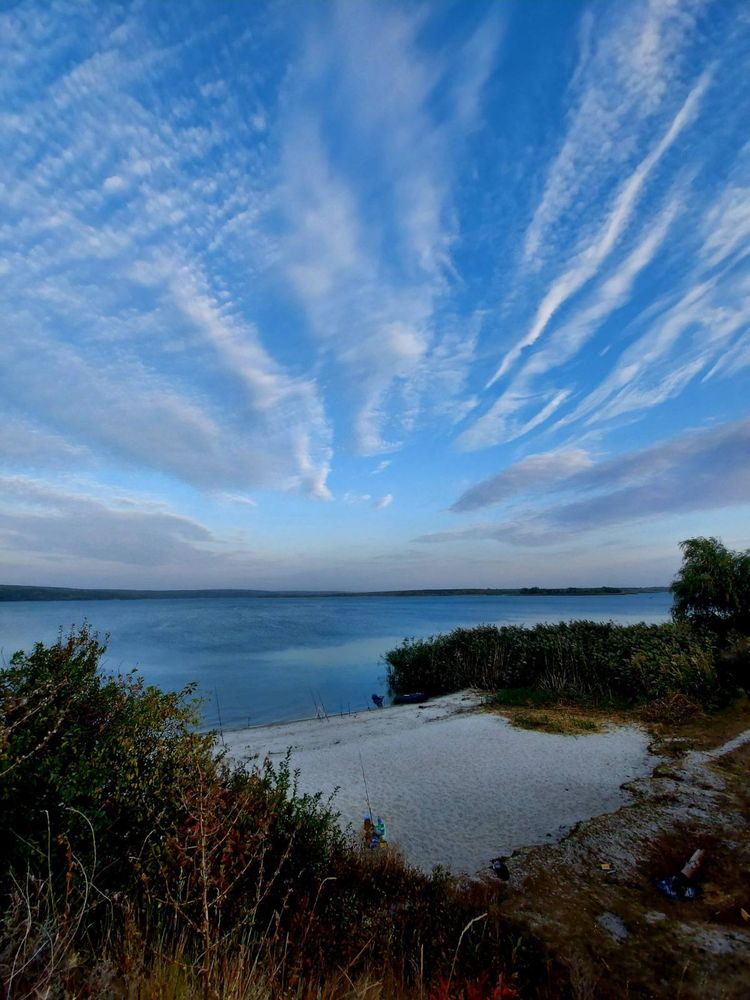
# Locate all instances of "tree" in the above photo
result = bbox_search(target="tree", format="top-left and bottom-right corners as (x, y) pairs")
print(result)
(672, 536), (750, 638)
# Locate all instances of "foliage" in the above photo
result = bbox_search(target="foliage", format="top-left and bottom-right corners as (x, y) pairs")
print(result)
(671, 536), (750, 639)
(1, 627), (560, 999)
(385, 620), (720, 705)
(0, 625), (215, 890)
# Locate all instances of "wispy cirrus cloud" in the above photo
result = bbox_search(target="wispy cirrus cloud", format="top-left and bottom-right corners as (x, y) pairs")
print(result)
(459, 194), (681, 448)
(460, 0), (749, 453)
(277, 0), (502, 454)
(487, 71), (710, 388)
(521, 0), (707, 269)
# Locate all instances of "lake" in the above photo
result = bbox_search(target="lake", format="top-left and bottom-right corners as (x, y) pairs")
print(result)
(0, 593), (673, 729)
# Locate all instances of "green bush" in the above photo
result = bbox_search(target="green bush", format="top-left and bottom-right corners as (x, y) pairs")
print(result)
(1, 628), (546, 998)
(385, 620), (720, 705)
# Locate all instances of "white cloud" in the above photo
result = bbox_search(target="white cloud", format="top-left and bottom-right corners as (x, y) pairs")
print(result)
(276, 0), (501, 454)
(458, 196), (680, 449)
(214, 492), (258, 508)
(374, 494), (393, 509)
(522, 0), (706, 267)
(102, 174), (126, 193)
(488, 70), (710, 387)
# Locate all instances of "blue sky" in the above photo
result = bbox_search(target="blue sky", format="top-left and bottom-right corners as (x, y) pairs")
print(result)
(1, 0), (748, 590)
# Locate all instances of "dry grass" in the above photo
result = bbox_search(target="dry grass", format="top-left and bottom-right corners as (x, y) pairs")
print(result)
(498, 706), (603, 736)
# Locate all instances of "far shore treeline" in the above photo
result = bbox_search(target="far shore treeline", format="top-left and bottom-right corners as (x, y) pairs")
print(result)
(0, 583), (670, 601)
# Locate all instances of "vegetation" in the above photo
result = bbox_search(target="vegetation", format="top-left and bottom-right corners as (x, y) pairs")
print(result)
(2, 536), (746, 995)
(386, 537), (749, 710)
(386, 620), (719, 706)
(671, 536), (750, 638)
(1, 627), (558, 999)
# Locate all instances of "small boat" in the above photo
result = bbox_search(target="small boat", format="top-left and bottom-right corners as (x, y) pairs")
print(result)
(392, 692), (429, 705)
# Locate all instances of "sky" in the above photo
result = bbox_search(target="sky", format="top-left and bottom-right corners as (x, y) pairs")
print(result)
(0, 0), (749, 591)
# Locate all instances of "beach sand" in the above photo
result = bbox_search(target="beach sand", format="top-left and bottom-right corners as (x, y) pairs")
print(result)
(223, 692), (656, 876)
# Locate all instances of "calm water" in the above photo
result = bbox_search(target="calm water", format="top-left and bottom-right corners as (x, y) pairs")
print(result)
(0, 593), (673, 729)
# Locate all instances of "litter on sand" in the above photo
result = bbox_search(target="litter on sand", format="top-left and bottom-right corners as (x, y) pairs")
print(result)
(655, 847), (705, 901)
(490, 857), (510, 880)
(363, 813), (388, 850)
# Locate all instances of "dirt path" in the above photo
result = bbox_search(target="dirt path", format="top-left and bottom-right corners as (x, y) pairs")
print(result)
(496, 717), (750, 999)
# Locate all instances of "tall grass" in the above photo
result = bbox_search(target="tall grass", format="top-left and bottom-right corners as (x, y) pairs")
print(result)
(385, 621), (719, 705)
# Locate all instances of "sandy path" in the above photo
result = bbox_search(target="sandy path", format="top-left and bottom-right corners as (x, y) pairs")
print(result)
(223, 692), (656, 876)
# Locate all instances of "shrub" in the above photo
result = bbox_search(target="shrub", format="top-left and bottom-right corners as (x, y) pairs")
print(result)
(0, 625), (216, 893)
(1, 628), (551, 998)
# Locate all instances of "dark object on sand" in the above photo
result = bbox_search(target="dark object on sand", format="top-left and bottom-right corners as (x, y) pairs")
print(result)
(363, 813), (388, 850)
(656, 847), (705, 901)
(490, 857), (510, 880)
(392, 692), (429, 705)
(371, 693), (384, 708)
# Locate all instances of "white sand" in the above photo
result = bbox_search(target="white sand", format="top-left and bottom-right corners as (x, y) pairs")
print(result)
(223, 692), (656, 877)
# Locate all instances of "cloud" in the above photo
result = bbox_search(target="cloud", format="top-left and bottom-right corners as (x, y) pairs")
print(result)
(451, 449), (593, 512)
(276, 0), (502, 454)
(522, 0), (706, 268)
(427, 418), (750, 544)
(0, 4), (334, 500)
(102, 174), (126, 193)
(458, 195), (681, 450)
(0, 476), (220, 568)
(459, 1), (749, 454)
(370, 460), (391, 476)
(0, 417), (92, 468)
(487, 70), (710, 388)
(214, 492), (257, 508)
(556, 270), (749, 431)
(374, 494), (393, 509)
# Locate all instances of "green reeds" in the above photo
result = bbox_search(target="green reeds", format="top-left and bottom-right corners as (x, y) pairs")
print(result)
(385, 620), (719, 706)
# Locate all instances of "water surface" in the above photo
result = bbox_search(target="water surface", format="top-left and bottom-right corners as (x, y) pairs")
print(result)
(0, 592), (673, 728)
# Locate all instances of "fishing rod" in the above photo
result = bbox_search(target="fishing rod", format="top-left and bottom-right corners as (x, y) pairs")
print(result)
(359, 751), (374, 822)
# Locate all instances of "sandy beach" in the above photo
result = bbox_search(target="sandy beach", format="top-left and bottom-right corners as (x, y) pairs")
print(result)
(224, 692), (656, 876)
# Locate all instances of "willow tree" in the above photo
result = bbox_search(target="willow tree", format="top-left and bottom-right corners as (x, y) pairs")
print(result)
(672, 536), (750, 638)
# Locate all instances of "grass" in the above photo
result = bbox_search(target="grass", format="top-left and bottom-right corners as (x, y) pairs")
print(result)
(509, 712), (600, 735)
(485, 688), (623, 735)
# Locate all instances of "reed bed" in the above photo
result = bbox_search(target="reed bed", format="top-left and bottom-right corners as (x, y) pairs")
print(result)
(385, 621), (719, 705)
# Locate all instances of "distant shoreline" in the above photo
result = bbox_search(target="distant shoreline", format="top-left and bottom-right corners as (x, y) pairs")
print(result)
(0, 584), (670, 602)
